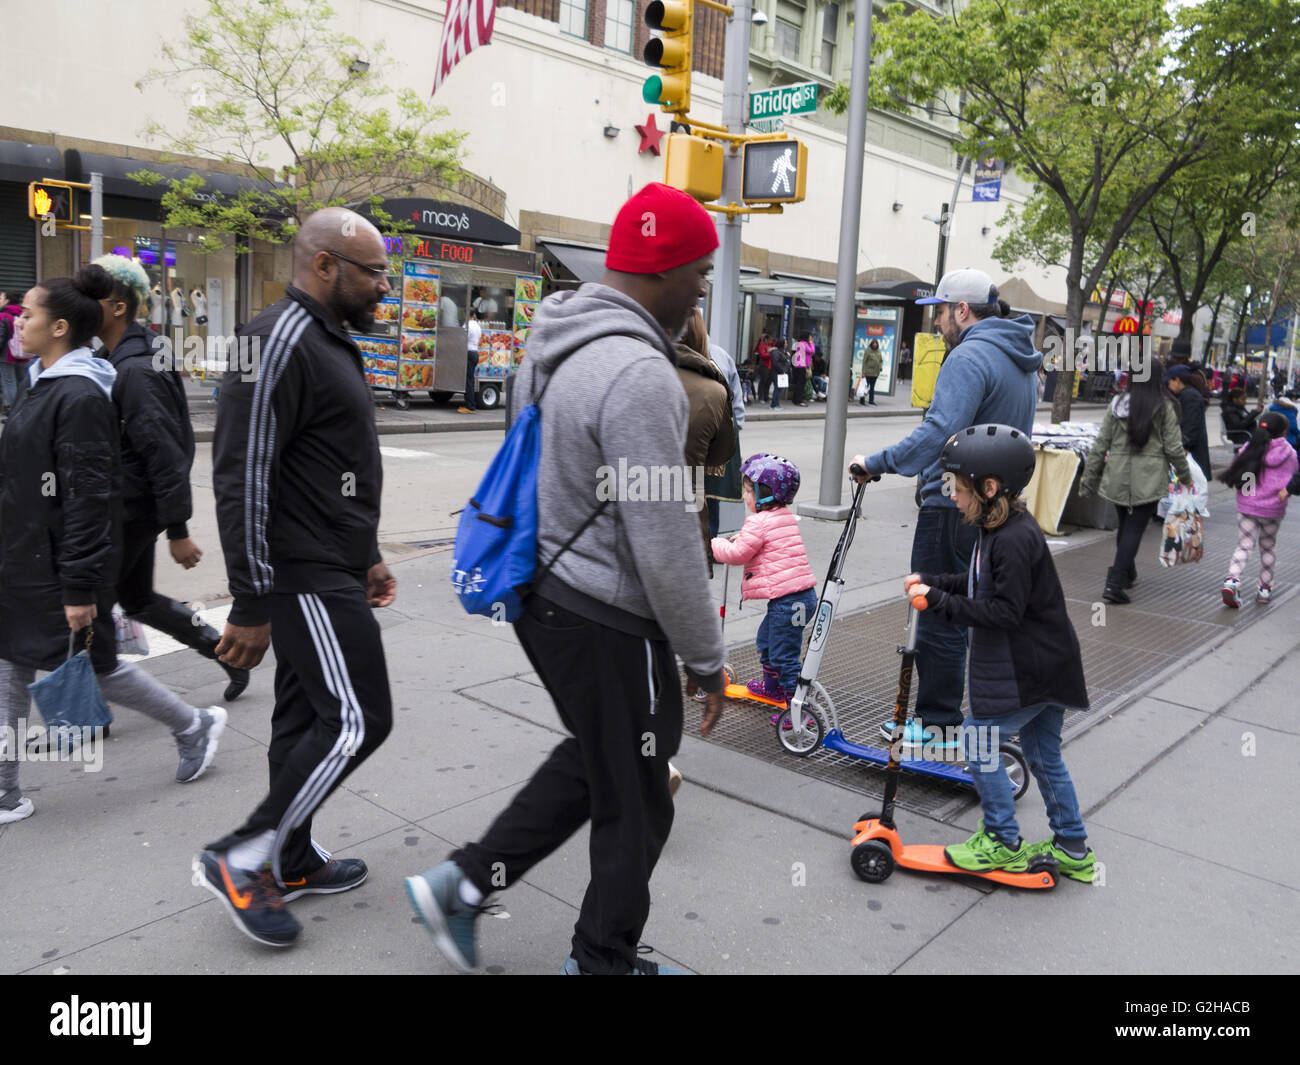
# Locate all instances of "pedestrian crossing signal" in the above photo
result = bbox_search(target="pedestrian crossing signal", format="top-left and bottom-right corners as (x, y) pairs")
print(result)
(741, 140), (808, 204)
(28, 181), (73, 221)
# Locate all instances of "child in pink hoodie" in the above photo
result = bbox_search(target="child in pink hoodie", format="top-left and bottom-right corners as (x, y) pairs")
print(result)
(1218, 411), (1299, 606)
(711, 454), (817, 709)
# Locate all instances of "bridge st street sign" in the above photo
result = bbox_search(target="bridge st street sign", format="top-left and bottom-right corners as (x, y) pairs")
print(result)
(749, 82), (818, 121)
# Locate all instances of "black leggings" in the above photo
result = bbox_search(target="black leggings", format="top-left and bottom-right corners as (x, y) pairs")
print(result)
(1112, 501), (1158, 573)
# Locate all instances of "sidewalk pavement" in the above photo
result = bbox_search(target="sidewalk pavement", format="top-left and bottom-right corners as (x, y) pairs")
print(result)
(3, 480), (1296, 975)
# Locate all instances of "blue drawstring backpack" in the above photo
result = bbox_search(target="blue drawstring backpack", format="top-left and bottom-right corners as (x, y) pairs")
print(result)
(450, 347), (607, 622)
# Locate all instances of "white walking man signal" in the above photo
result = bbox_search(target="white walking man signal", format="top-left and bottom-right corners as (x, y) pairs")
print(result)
(770, 149), (796, 195)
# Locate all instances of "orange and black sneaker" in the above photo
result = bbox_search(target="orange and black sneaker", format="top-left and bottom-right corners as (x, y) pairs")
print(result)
(191, 850), (301, 948)
(279, 858), (368, 902)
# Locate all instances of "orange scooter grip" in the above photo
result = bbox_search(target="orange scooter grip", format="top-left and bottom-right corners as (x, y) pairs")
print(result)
(910, 593), (929, 611)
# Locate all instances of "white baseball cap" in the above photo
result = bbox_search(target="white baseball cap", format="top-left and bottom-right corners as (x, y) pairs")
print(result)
(915, 267), (998, 307)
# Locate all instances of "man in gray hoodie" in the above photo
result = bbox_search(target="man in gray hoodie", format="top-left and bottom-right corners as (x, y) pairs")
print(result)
(406, 183), (726, 975)
(851, 268), (1043, 745)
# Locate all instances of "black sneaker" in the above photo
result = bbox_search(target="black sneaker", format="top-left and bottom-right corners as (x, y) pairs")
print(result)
(279, 858), (368, 901)
(191, 850), (301, 947)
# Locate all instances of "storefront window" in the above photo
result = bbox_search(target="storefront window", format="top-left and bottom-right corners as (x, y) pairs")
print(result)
(80, 221), (236, 358)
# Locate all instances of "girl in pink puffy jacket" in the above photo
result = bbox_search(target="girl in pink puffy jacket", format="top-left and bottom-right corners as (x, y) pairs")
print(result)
(1218, 411), (1299, 606)
(711, 454), (817, 708)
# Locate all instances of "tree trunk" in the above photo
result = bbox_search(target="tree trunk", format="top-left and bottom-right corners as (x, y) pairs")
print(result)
(1202, 291), (1225, 364)
(1051, 265), (1087, 423)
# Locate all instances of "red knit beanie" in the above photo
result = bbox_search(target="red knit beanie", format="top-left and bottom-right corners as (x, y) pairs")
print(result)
(605, 182), (719, 274)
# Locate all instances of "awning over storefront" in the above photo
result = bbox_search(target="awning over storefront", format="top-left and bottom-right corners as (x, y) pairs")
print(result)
(0, 140), (62, 184)
(739, 276), (891, 303)
(65, 149), (279, 201)
(538, 240), (607, 284)
(858, 278), (935, 302)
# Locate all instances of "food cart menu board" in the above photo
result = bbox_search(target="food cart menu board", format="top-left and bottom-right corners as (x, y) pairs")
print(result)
(513, 274), (542, 371)
(398, 261), (440, 391)
(476, 321), (514, 379)
(353, 334), (400, 390)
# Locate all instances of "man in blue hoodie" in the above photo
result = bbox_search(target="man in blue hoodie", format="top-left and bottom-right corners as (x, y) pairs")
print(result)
(851, 268), (1043, 745)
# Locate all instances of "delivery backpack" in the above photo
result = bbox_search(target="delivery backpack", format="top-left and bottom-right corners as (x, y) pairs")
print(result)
(449, 344), (609, 622)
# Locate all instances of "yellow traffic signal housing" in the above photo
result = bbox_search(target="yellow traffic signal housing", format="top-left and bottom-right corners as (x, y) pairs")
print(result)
(741, 139), (808, 204)
(643, 0), (693, 115)
(663, 133), (724, 202)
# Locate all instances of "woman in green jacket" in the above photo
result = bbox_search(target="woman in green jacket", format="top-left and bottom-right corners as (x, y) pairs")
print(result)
(1081, 357), (1193, 604)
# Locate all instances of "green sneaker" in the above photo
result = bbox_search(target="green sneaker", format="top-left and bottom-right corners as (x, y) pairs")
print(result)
(1025, 836), (1097, 883)
(944, 820), (1028, 873)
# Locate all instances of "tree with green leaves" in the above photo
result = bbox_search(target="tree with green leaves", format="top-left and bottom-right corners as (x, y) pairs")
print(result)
(829, 0), (1300, 420)
(134, 0), (465, 252)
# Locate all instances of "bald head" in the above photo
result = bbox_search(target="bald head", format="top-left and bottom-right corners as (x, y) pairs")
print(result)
(292, 207), (391, 328)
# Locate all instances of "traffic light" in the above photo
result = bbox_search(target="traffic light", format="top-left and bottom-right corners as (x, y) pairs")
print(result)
(663, 133), (723, 202)
(643, 0), (693, 115)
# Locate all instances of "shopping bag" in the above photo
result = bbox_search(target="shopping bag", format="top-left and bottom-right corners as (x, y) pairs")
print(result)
(854, 377), (869, 400)
(1156, 456), (1210, 520)
(776, 373), (790, 389)
(112, 604), (150, 656)
(27, 631), (112, 753)
(1157, 458), (1208, 567)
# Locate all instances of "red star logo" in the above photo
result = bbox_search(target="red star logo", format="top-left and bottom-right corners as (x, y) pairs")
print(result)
(635, 113), (665, 156)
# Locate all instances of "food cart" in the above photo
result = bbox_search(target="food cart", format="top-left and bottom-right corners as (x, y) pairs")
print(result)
(351, 236), (543, 410)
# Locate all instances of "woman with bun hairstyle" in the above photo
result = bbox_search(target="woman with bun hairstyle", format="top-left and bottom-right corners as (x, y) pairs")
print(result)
(0, 265), (226, 825)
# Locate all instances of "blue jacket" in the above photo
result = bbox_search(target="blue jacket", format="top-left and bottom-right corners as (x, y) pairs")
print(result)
(1268, 400), (1299, 450)
(864, 315), (1042, 506)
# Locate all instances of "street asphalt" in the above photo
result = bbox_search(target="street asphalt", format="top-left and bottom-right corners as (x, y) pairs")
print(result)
(2, 423), (1296, 979)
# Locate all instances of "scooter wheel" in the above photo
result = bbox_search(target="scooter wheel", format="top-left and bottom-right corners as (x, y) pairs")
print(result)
(775, 706), (824, 756)
(851, 839), (894, 883)
(1000, 743), (1029, 802)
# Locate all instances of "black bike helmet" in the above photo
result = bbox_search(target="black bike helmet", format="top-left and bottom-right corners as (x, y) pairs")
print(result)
(940, 424), (1036, 497)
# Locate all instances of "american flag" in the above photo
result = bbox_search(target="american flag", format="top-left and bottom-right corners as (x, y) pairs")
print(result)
(432, 0), (497, 96)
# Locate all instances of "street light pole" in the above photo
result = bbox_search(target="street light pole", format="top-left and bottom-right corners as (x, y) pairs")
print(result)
(707, 0), (753, 363)
(801, 0), (871, 520)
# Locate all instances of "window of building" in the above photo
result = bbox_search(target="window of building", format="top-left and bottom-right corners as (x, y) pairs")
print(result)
(820, 3), (839, 76)
(605, 0), (634, 54)
(775, 18), (801, 59)
(559, 0), (587, 39)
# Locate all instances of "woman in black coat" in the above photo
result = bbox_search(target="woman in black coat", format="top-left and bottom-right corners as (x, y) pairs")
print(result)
(0, 267), (226, 825)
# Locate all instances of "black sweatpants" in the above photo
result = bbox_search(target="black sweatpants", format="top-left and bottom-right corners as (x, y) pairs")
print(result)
(118, 519), (222, 657)
(1111, 501), (1159, 574)
(209, 585), (393, 884)
(451, 594), (682, 974)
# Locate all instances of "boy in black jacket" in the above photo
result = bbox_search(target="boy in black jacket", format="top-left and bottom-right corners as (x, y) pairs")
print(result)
(906, 425), (1097, 882)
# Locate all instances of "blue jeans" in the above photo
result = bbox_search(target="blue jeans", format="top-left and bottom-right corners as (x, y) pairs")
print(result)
(962, 702), (1086, 848)
(910, 505), (978, 729)
(0, 362), (22, 410)
(757, 588), (818, 692)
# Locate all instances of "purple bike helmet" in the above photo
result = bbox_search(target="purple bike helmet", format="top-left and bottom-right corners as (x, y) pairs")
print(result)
(741, 453), (801, 510)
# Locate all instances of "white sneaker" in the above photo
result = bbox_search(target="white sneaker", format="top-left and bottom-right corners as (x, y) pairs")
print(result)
(0, 790), (34, 824)
(1257, 585), (1273, 604)
(1221, 579), (1241, 609)
(175, 706), (227, 783)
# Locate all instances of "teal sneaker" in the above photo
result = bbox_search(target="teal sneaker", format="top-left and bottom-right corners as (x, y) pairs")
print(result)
(1025, 836), (1097, 883)
(405, 861), (489, 973)
(944, 820), (1029, 873)
(561, 955), (688, 975)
